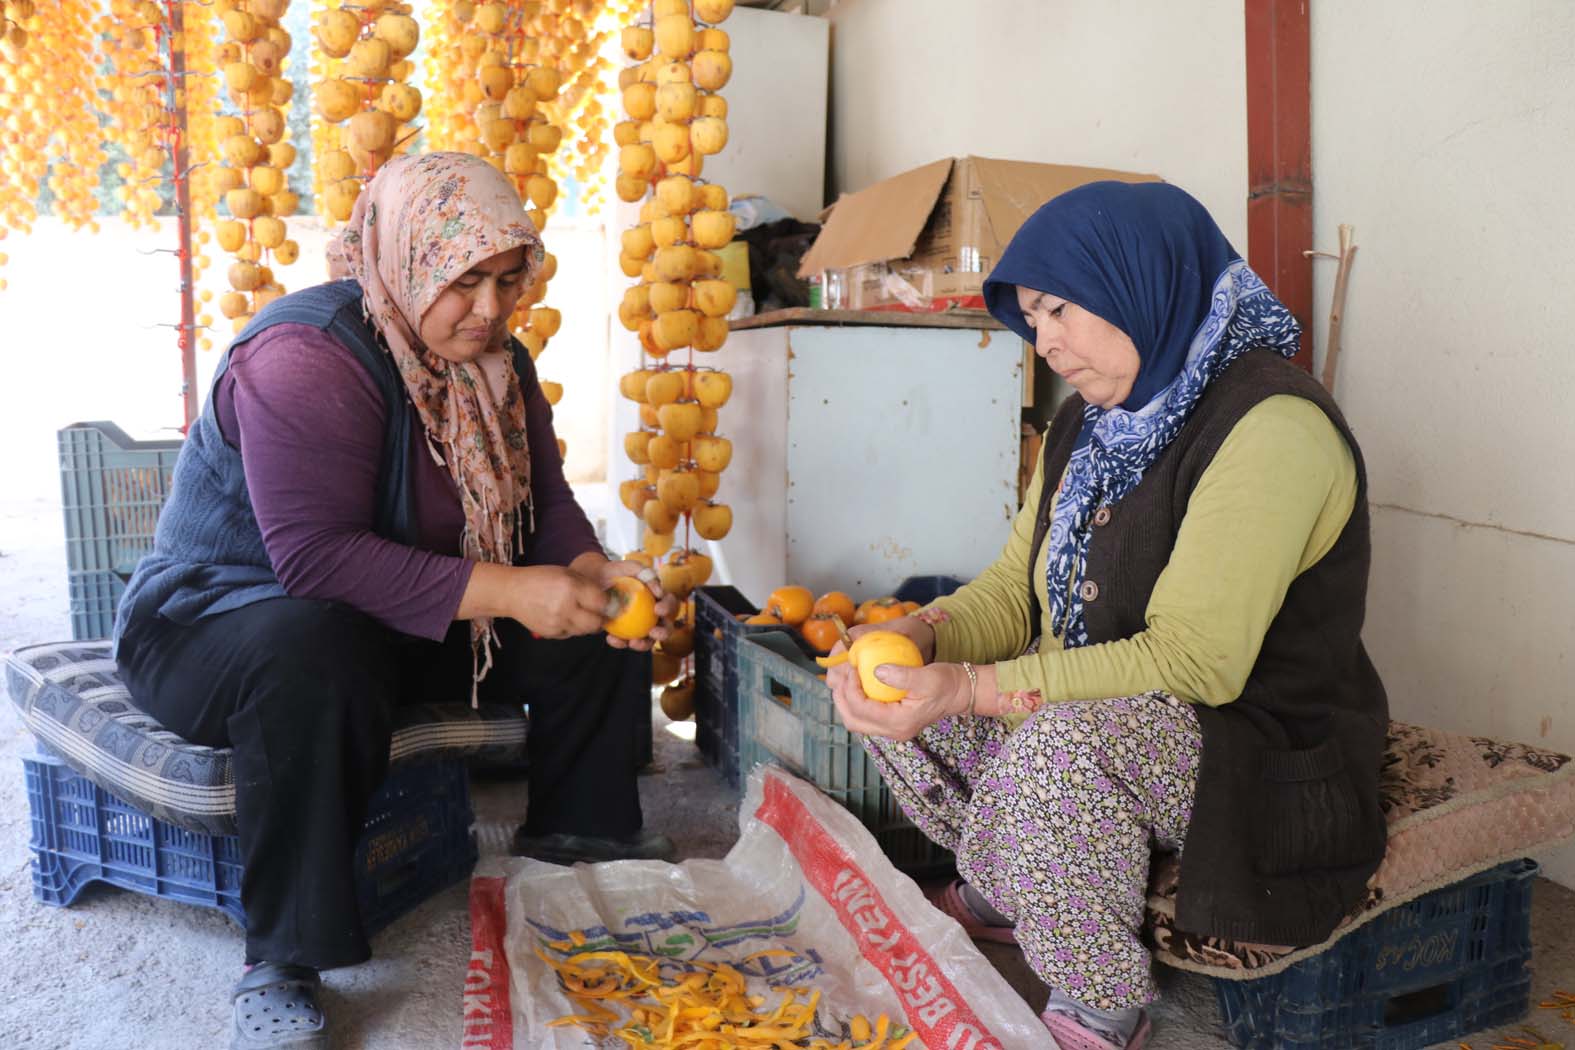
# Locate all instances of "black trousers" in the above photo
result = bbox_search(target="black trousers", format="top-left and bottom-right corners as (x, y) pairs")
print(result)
(118, 597), (646, 970)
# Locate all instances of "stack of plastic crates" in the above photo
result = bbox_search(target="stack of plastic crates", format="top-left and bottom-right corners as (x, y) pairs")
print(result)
(1214, 859), (1538, 1050)
(58, 422), (182, 640)
(36, 423), (490, 932)
(26, 750), (477, 934)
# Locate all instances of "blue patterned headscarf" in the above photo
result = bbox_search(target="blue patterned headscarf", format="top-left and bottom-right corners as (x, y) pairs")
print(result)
(982, 181), (1302, 648)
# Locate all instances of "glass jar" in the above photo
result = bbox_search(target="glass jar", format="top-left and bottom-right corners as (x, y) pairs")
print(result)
(822, 268), (847, 310)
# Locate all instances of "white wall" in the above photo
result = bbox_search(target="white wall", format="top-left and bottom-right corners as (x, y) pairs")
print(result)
(825, 0), (1248, 246)
(1311, 0), (1575, 885)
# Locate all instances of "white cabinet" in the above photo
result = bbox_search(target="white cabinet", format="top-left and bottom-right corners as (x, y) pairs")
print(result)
(673, 314), (1023, 604)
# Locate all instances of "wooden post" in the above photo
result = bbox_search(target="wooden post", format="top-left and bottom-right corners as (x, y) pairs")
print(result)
(168, 0), (198, 429)
(1245, 0), (1314, 371)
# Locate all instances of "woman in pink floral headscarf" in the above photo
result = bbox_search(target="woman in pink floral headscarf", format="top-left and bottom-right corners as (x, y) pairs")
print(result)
(115, 153), (675, 1049)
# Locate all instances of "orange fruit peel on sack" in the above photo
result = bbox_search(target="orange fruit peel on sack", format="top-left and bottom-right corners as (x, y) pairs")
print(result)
(540, 935), (919, 1048)
(604, 576), (658, 640)
(815, 631), (923, 703)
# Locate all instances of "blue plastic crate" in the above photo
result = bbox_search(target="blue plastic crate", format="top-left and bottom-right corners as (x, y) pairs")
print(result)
(67, 569), (129, 641)
(1214, 859), (1537, 1050)
(737, 632), (954, 877)
(58, 422), (181, 577)
(893, 575), (966, 605)
(693, 585), (813, 787)
(26, 752), (476, 935)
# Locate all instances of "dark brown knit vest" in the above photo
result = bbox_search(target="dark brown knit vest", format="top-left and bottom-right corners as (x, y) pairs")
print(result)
(1029, 351), (1389, 946)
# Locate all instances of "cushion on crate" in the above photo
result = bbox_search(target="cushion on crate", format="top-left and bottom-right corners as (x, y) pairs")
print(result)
(1144, 721), (1575, 978)
(4, 640), (529, 837)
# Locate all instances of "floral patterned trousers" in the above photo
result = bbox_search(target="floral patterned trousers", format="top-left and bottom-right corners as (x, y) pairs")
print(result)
(864, 693), (1202, 1010)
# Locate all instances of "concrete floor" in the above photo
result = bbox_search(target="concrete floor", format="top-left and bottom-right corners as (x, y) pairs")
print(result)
(3, 491), (1574, 1049)
(4, 699), (1575, 1049)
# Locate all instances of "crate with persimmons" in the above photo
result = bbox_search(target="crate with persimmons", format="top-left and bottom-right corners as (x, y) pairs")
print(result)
(692, 585), (813, 786)
(693, 578), (965, 786)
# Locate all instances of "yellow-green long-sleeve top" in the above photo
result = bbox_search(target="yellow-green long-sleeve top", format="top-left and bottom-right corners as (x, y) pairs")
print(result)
(927, 394), (1357, 720)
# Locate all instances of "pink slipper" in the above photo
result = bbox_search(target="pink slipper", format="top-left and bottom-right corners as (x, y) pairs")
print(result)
(924, 880), (1018, 945)
(1041, 1008), (1151, 1050)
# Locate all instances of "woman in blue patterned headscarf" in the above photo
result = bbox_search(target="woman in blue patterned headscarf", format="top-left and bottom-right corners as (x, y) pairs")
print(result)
(987, 181), (1303, 650)
(826, 182), (1388, 1049)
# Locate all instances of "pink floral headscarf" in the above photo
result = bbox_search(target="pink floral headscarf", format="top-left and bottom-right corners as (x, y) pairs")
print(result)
(330, 152), (546, 690)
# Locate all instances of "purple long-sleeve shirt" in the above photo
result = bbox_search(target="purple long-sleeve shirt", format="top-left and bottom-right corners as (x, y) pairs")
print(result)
(213, 323), (600, 640)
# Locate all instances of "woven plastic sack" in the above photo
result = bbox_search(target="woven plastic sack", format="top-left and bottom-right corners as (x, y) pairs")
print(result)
(463, 765), (1045, 1049)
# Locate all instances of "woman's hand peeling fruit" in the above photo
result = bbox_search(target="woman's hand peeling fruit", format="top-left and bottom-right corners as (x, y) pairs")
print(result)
(603, 576), (658, 640)
(816, 630), (924, 702)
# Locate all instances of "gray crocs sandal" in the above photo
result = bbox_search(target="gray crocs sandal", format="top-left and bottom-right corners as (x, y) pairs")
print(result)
(231, 962), (329, 1049)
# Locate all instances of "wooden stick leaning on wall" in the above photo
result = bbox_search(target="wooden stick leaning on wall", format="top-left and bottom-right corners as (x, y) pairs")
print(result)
(1305, 224), (1358, 395)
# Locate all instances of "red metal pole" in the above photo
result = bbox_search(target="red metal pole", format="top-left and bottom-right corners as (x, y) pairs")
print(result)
(1245, 0), (1313, 371)
(168, 0), (198, 428)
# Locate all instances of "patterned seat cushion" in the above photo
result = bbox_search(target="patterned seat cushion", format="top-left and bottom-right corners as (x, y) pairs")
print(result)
(1145, 721), (1575, 978)
(4, 640), (529, 837)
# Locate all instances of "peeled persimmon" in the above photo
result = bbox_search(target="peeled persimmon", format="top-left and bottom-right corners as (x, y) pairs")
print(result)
(603, 576), (658, 640)
(658, 554), (698, 599)
(684, 550), (714, 587)
(815, 630), (924, 702)
(652, 649), (684, 685)
(693, 501), (732, 540)
(766, 585), (814, 627)
(659, 678), (696, 720)
(662, 624), (695, 658)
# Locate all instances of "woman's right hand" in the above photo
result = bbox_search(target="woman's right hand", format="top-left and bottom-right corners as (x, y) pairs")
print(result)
(509, 565), (611, 638)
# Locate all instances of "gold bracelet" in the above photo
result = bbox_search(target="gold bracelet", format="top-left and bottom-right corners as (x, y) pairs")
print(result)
(960, 660), (979, 718)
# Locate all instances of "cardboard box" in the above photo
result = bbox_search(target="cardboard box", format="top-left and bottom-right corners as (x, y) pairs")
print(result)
(798, 156), (1162, 312)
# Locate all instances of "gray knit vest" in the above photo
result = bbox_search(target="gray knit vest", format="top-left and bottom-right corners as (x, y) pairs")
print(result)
(113, 281), (425, 654)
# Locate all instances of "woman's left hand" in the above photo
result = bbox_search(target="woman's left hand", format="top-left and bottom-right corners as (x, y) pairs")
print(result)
(583, 557), (677, 651)
(829, 660), (971, 742)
